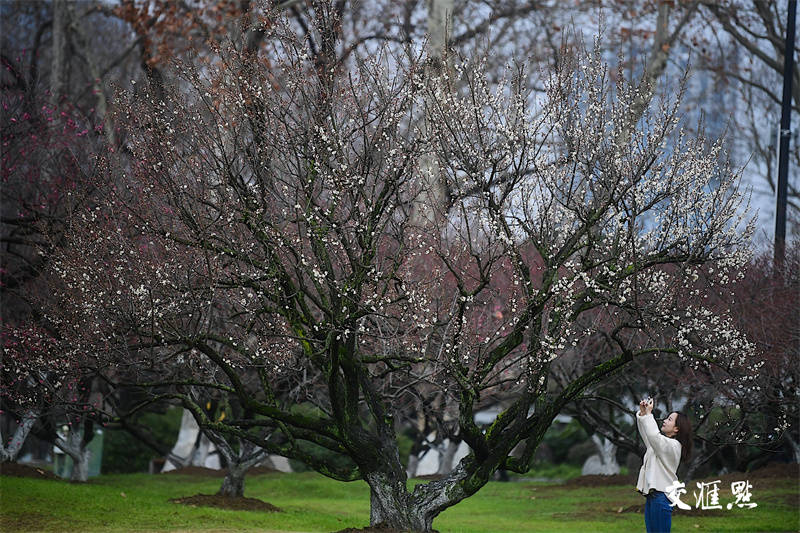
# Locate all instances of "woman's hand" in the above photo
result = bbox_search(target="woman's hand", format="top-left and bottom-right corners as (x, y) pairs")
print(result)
(639, 398), (654, 415)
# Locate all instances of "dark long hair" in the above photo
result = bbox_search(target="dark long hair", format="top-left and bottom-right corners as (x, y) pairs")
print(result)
(674, 411), (693, 463)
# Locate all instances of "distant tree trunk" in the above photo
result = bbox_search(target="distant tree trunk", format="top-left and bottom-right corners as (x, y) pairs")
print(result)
(49, 0), (69, 107)
(218, 463), (247, 497)
(787, 434), (800, 463)
(613, 1), (696, 151)
(190, 432), (219, 468)
(581, 434), (620, 476)
(411, 0), (454, 227)
(205, 430), (268, 498)
(55, 423), (91, 482)
(436, 439), (460, 476)
(683, 443), (715, 480)
(162, 409), (200, 471)
(70, 12), (116, 147)
(70, 447), (91, 482)
(0, 410), (38, 462)
(406, 407), (430, 478)
(426, 0), (453, 62)
(261, 454), (293, 472)
(406, 453), (420, 479)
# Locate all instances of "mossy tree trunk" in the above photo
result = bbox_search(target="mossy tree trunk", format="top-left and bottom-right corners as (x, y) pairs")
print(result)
(218, 463), (247, 497)
(204, 427), (268, 498)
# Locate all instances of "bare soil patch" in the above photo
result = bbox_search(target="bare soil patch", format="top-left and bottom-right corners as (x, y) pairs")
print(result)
(247, 465), (281, 476)
(690, 461), (800, 490)
(169, 493), (281, 512)
(727, 461), (799, 486)
(747, 461), (799, 479)
(0, 462), (60, 480)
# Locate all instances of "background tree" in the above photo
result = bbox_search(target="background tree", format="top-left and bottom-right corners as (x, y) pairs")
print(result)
(693, 0), (800, 239)
(0, 56), (108, 479)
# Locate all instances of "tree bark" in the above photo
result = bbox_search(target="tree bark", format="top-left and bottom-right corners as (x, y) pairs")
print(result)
(362, 447), (479, 532)
(436, 439), (460, 476)
(204, 428), (269, 498)
(70, 448), (90, 482)
(70, 9), (116, 147)
(411, 0), (454, 227)
(190, 432), (218, 468)
(366, 471), (431, 531)
(218, 464), (246, 497)
(787, 433), (800, 464)
(162, 408), (199, 471)
(49, 0), (69, 107)
(613, 1), (696, 151)
(55, 424), (91, 482)
(406, 452), (420, 479)
(0, 410), (38, 462)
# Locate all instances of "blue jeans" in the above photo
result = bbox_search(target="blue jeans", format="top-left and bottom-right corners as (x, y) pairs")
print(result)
(644, 491), (673, 533)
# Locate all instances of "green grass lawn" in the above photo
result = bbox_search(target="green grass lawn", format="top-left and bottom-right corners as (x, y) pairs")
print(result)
(1, 470), (797, 532)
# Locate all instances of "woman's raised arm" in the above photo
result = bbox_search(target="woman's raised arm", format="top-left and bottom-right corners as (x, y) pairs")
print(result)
(636, 399), (652, 449)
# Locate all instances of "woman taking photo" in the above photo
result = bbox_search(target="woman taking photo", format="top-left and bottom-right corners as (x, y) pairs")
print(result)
(636, 398), (693, 533)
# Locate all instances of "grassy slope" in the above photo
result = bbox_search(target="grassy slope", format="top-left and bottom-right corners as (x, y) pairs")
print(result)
(1, 471), (797, 532)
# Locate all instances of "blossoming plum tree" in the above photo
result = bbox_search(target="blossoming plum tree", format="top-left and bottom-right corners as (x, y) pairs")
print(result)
(41, 15), (756, 529)
(0, 72), (109, 477)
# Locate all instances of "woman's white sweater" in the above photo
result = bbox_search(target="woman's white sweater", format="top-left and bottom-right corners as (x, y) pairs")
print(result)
(636, 411), (682, 498)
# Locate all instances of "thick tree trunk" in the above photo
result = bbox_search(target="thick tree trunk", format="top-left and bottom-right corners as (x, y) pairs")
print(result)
(366, 472), (431, 532)
(218, 465), (246, 497)
(365, 460), (478, 532)
(360, 422), (481, 531)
